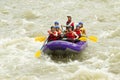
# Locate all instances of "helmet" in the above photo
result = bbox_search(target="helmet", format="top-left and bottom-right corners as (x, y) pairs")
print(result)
(54, 21), (59, 25)
(55, 26), (60, 28)
(76, 24), (80, 27)
(79, 22), (83, 25)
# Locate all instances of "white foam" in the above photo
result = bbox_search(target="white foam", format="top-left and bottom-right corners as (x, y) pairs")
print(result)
(0, 0), (120, 80)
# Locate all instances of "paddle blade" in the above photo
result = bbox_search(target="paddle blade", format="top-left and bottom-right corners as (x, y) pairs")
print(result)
(35, 36), (46, 42)
(79, 37), (87, 41)
(35, 50), (41, 58)
(88, 36), (98, 42)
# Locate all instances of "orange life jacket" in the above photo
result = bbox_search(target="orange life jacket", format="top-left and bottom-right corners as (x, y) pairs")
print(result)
(66, 31), (75, 39)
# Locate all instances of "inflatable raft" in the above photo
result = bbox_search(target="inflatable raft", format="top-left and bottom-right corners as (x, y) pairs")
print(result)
(43, 40), (87, 56)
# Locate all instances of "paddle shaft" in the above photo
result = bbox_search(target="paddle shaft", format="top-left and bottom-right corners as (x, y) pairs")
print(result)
(40, 36), (48, 50)
(61, 25), (65, 33)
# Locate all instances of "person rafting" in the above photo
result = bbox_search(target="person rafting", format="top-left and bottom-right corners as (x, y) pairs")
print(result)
(53, 21), (62, 40)
(66, 16), (74, 30)
(74, 24), (81, 38)
(79, 22), (86, 36)
(65, 26), (79, 42)
(55, 26), (62, 40)
(48, 26), (58, 42)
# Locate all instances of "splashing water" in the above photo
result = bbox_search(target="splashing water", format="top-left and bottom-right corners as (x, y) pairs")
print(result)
(0, 0), (120, 80)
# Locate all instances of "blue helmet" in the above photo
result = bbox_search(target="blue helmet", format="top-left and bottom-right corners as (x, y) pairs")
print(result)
(79, 22), (83, 25)
(76, 24), (80, 27)
(54, 21), (59, 25)
(55, 26), (60, 28)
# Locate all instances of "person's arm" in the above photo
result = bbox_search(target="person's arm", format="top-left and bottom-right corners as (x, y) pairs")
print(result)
(71, 22), (74, 27)
(59, 30), (62, 34)
(83, 28), (86, 35)
(81, 28), (86, 36)
(52, 31), (58, 36)
(48, 30), (52, 34)
(73, 32), (79, 39)
(61, 25), (67, 32)
(79, 30), (82, 37)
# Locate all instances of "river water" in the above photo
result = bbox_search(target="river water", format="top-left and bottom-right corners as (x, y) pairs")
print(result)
(0, 0), (120, 80)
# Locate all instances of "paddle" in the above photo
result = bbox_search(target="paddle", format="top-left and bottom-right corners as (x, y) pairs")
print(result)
(79, 36), (98, 42)
(35, 36), (46, 42)
(35, 36), (48, 58)
(61, 25), (64, 31)
(61, 25), (66, 33)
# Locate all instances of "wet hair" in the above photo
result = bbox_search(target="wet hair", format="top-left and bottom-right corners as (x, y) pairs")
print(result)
(51, 26), (55, 29)
(67, 16), (72, 18)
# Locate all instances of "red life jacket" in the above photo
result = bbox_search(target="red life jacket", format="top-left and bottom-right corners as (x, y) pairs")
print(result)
(66, 21), (74, 27)
(57, 30), (61, 35)
(56, 30), (61, 39)
(66, 31), (75, 39)
(74, 29), (81, 36)
(48, 31), (58, 41)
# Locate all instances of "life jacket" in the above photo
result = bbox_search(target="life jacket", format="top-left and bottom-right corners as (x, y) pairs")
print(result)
(57, 30), (61, 35)
(48, 31), (58, 41)
(74, 29), (81, 36)
(80, 28), (86, 35)
(56, 30), (62, 39)
(66, 31), (75, 39)
(66, 21), (74, 27)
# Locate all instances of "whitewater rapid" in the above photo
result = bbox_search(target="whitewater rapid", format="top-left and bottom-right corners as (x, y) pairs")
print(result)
(0, 0), (120, 80)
